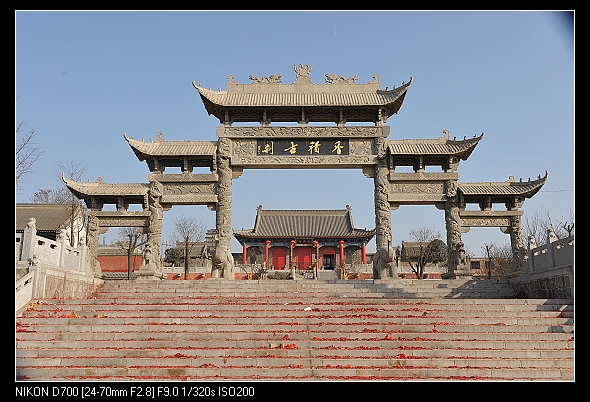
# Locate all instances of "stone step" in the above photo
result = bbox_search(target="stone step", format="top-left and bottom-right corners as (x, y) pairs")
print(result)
(19, 317), (573, 333)
(16, 337), (573, 351)
(16, 280), (574, 381)
(92, 279), (520, 298)
(16, 346), (574, 360)
(16, 355), (574, 370)
(16, 366), (573, 381)
(27, 299), (573, 314)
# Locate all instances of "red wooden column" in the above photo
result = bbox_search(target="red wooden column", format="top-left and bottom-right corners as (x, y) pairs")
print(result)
(312, 240), (319, 279)
(361, 243), (367, 265)
(339, 240), (345, 268)
(265, 240), (271, 269)
(242, 244), (248, 265)
(289, 240), (296, 271)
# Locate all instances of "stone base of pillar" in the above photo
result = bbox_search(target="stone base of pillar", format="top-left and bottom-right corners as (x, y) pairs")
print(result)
(135, 270), (165, 280)
(441, 265), (473, 279)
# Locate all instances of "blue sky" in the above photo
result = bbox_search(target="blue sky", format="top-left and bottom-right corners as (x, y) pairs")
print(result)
(15, 11), (574, 256)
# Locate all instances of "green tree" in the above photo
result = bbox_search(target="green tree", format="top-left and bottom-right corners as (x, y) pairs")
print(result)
(164, 247), (185, 265)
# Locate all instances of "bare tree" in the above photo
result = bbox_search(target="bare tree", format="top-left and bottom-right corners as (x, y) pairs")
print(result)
(481, 241), (511, 279)
(523, 206), (575, 245)
(15, 120), (44, 192)
(57, 160), (88, 246)
(170, 216), (207, 280)
(30, 187), (72, 204)
(117, 227), (147, 280)
(561, 208), (574, 237)
(401, 227), (444, 279)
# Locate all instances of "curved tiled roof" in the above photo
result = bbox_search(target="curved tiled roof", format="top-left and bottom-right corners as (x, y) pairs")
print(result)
(195, 85), (411, 108)
(16, 203), (79, 232)
(388, 132), (484, 159)
(124, 134), (217, 160)
(193, 74), (412, 121)
(458, 171), (548, 197)
(63, 173), (149, 198)
(233, 206), (375, 240)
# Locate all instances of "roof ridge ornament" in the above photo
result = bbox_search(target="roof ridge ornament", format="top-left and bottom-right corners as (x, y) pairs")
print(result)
(294, 64), (312, 78)
(248, 74), (282, 84)
(325, 74), (359, 84)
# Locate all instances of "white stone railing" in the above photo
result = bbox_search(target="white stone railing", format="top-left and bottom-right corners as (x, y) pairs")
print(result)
(15, 271), (35, 314)
(526, 234), (574, 274)
(15, 220), (101, 315)
(511, 232), (574, 299)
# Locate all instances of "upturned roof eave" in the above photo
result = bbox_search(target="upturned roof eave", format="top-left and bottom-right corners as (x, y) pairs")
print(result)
(62, 173), (150, 198)
(388, 132), (484, 159)
(124, 133), (217, 159)
(458, 171), (548, 198)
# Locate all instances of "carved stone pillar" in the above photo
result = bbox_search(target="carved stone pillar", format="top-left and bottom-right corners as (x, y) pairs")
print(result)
(143, 180), (163, 273)
(212, 138), (235, 279)
(442, 180), (471, 278)
(507, 215), (525, 276)
(373, 149), (396, 279)
(86, 213), (102, 276)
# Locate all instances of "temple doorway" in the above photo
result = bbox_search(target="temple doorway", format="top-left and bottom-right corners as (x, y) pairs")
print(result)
(322, 247), (336, 270)
(272, 247), (287, 270)
(296, 247), (313, 270)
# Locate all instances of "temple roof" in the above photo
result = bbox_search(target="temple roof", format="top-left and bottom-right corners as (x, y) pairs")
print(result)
(388, 131), (484, 159)
(16, 203), (81, 233)
(63, 173), (149, 199)
(233, 205), (375, 241)
(124, 133), (217, 160)
(458, 171), (548, 198)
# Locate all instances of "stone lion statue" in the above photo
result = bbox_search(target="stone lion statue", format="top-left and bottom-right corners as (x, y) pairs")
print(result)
(373, 246), (396, 279)
(212, 245), (234, 279)
(455, 241), (468, 267)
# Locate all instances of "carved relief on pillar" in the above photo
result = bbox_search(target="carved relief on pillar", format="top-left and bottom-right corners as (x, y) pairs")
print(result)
(508, 215), (526, 274)
(86, 213), (102, 276)
(444, 185), (463, 273)
(212, 137), (235, 280)
(373, 158), (397, 279)
(144, 180), (164, 271)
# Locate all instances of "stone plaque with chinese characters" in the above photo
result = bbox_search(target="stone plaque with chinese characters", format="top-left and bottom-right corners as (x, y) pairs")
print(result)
(256, 139), (349, 156)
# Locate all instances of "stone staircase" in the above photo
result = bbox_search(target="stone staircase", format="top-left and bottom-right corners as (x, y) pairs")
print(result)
(16, 278), (574, 381)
